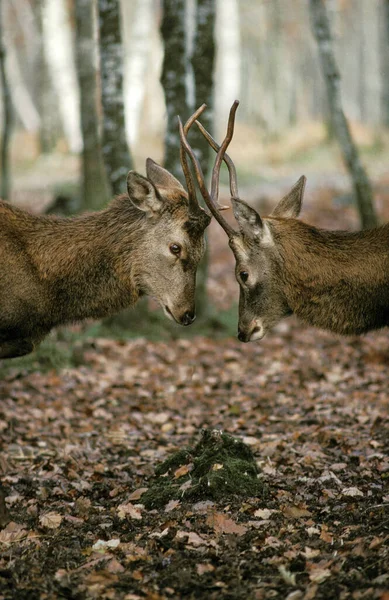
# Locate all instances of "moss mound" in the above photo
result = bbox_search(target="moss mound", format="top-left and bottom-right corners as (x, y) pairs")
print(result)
(142, 429), (266, 509)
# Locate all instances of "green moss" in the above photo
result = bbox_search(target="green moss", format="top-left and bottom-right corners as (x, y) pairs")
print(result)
(142, 429), (266, 509)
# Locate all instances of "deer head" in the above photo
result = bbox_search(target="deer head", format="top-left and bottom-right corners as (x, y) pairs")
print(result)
(179, 101), (306, 341)
(125, 105), (211, 326)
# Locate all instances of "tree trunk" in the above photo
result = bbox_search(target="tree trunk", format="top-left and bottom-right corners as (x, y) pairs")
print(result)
(215, 0), (240, 135)
(191, 0), (215, 318)
(0, 0), (13, 200)
(122, 0), (154, 146)
(160, 0), (189, 181)
(309, 0), (377, 229)
(41, 0), (82, 153)
(160, 0), (215, 319)
(74, 0), (109, 211)
(97, 0), (133, 196)
(191, 0), (216, 177)
(381, 0), (389, 126)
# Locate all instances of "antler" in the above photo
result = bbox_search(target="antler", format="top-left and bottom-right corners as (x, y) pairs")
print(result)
(194, 115), (240, 201)
(179, 104), (207, 212)
(178, 101), (240, 237)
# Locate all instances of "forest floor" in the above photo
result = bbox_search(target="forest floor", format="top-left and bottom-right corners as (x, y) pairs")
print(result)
(1, 177), (389, 599)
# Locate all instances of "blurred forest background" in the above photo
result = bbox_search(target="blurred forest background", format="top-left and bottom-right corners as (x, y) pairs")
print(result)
(1, 0), (389, 352)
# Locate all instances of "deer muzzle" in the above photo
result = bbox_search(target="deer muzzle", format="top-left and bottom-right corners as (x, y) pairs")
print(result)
(238, 319), (265, 343)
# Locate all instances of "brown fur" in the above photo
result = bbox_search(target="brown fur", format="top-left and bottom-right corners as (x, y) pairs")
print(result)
(227, 179), (389, 341)
(0, 162), (210, 358)
(274, 219), (389, 335)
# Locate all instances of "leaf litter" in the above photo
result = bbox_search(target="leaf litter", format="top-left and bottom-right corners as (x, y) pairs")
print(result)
(0, 191), (389, 599)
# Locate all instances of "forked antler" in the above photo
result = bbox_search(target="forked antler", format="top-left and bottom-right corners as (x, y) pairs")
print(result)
(178, 101), (240, 237)
(195, 114), (240, 201)
(179, 104), (207, 213)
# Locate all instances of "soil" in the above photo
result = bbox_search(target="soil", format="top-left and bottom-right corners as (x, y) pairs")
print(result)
(0, 185), (389, 600)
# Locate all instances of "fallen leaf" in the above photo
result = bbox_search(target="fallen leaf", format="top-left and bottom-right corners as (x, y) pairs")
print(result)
(92, 538), (121, 552)
(342, 487), (364, 497)
(128, 488), (148, 501)
(197, 562), (215, 575)
(107, 558), (125, 573)
(0, 522), (29, 545)
(206, 512), (247, 536)
(174, 463), (193, 479)
(254, 508), (277, 520)
(39, 512), (63, 529)
(117, 502), (142, 520)
(309, 567), (332, 583)
(164, 499), (180, 512)
(283, 505), (312, 519)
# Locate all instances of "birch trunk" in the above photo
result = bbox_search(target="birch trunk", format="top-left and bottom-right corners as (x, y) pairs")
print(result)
(74, 0), (109, 210)
(191, 0), (215, 179)
(41, 0), (82, 153)
(381, 0), (389, 126)
(215, 0), (240, 134)
(309, 0), (377, 229)
(98, 0), (133, 196)
(160, 0), (188, 181)
(122, 0), (154, 146)
(191, 0), (215, 317)
(0, 0), (13, 200)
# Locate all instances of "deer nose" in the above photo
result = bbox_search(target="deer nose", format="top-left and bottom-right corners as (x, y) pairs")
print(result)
(237, 329), (249, 343)
(181, 311), (196, 326)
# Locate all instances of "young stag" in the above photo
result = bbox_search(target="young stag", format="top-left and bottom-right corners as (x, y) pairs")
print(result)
(0, 107), (212, 359)
(180, 101), (389, 342)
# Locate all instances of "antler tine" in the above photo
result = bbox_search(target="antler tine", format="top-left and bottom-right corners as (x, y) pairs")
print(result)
(195, 117), (240, 200)
(178, 115), (236, 237)
(179, 104), (207, 210)
(209, 101), (240, 206)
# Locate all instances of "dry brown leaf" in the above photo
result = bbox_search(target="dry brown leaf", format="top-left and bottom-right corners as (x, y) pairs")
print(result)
(342, 487), (364, 497)
(283, 505), (311, 519)
(197, 563), (215, 575)
(174, 463), (193, 479)
(254, 508), (277, 520)
(0, 521), (29, 545)
(164, 499), (180, 512)
(206, 512), (247, 536)
(39, 512), (63, 529)
(128, 488), (148, 501)
(308, 567), (332, 583)
(107, 558), (125, 573)
(92, 538), (121, 552)
(117, 502), (142, 520)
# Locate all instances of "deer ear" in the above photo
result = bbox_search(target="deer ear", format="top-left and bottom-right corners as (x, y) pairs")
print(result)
(127, 171), (163, 214)
(231, 197), (263, 237)
(145, 158), (186, 194)
(271, 175), (306, 219)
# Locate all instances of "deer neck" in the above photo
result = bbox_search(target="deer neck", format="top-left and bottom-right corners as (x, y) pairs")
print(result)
(277, 221), (389, 335)
(28, 207), (142, 323)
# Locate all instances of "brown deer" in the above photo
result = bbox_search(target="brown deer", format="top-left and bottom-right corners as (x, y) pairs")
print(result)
(180, 101), (389, 342)
(0, 107), (214, 359)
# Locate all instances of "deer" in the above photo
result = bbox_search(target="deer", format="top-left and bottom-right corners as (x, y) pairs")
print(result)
(0, 106), (219, 360)
(179, 101), (389, 343)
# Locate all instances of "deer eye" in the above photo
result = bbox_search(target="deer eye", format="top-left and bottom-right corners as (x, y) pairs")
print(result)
(240, 271), (249, 283)
(169, 243), (182, 256)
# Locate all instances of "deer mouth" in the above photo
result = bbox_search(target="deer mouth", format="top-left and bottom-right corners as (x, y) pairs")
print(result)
(238, 321), (266, 343)
(250, 327), (266, 342)
(163, 305), (176, 322)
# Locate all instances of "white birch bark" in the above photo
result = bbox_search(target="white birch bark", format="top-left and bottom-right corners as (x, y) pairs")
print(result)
(215, 0), (240, 134)
(41, 0), (82, 153)
(121, 0), (154, 146)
